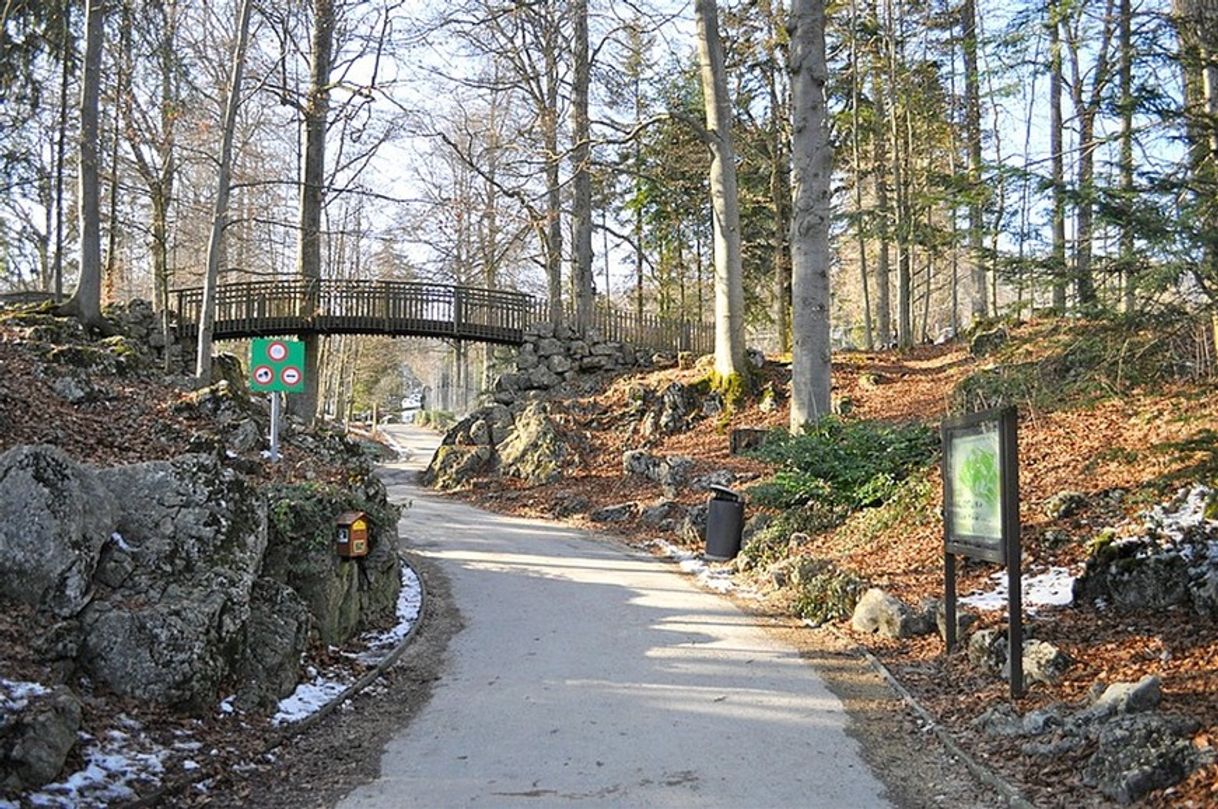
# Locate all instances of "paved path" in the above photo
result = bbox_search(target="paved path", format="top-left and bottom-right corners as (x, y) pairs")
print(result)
(339, 425), (893, 809)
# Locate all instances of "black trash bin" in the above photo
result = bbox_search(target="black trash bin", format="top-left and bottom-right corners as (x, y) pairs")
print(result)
(704, 485), (744, 561)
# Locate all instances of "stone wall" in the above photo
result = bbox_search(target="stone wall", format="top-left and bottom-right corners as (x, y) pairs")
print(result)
(490, 322), (662, 405)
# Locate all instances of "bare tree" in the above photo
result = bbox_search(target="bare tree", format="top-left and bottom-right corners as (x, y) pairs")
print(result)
(789, 0), (833, 429)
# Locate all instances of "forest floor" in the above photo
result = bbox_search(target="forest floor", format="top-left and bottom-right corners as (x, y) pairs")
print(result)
(442, 316), (1218, 809)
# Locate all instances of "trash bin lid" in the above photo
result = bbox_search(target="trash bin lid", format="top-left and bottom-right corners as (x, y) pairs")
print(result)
(708, 484), (741, 502)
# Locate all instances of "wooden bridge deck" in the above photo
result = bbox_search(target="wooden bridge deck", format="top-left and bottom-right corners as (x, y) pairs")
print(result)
(171, 278), (712, 354)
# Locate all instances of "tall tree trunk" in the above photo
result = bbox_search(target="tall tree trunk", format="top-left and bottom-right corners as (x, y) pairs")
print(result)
(544, 39), (563, 324)
(1049, 4), (1068, 313)
(765, 0), (791, 355)
(960, 0), (987, 319)
(59, 0), (105, 329)
(1119, 0), (1136, 312)
(850, 0), (874, 350)
(694, 0), (748, 380)
(868, 4), (892, 345)
(295, 0), (336, 419)
(1066, 0), (1117, 311)
(571, 0), (594, 331)
(196, 0), (254, 381)
(51, 0), (72, 301)
(789, 0), (834, 428)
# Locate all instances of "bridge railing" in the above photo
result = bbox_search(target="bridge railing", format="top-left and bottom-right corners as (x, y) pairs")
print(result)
(174, 278), (534, 344)
(527, 300), (714, 355)
(171, 278), (714, 354)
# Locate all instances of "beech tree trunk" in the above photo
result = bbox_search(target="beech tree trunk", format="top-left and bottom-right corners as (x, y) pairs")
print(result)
(571, 0), (594, 332)
(59, 0), (105, 329)
(961, 0), (987, 320)
(295, 0), (336, 420)
(1049, 4), (1068, 313)
(789, 0), (834, 429)
(196, 0), (254, 382)
(694, 0), (747, 380)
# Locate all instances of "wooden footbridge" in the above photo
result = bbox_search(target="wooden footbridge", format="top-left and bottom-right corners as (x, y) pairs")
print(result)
(172, 278), (712, 354)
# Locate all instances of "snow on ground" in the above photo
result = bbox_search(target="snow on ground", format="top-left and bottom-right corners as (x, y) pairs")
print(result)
(646, 540), (737, 594)
(16, 721), (167, 809)
(357, 564), (423, 664)
(960, 567), (1077, 611)
(271, 563), (423, 726)
(1145, 484), (1216, 545)
(0, 677), (49, 712)
(270, 668), (353, 727)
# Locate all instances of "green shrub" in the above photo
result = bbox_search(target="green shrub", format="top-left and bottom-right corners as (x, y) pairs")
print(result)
(738, 510), (823, 570)
(792, 567), (868, 626)
(746, 417), (939, 521)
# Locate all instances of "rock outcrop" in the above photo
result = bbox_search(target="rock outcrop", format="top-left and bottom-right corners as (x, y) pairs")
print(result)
(0, 682), (82, 792)
(0, 445), (115, 618)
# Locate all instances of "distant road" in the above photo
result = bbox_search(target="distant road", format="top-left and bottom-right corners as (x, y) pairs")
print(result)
(341, 424), (892, 808)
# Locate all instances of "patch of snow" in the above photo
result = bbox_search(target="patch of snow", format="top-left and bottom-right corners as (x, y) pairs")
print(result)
(24, 725), (167, 808)
(648, 540), (737, 594)
(0, 678), (49, 712)
(108, 532), (132, 552)
(1139, 484), (1217, 549)
(217, 695), (236, 716)
(356, 565), (424, 664)
(960, 567), (1077, 611)
(270, 674), (353, 727)
(182, 760), (200, 772)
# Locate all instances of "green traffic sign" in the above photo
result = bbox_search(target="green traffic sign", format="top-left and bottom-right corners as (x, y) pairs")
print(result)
(250, 338), (306, 392)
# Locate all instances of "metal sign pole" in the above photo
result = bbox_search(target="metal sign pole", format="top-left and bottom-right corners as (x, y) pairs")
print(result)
(270, 392), (281, 462)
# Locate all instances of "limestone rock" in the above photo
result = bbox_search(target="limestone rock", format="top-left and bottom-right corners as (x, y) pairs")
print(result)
(0, 444), (115, 617)
(234, 578), (312, 712)
(0, 683), (82, 791)
(850, 588), (929, 638)
(968, 628), (1008, 671)
(1084, 676), (1163, 720)
(1044, 490), (1088, 520)
(51, 374), (98, 404)
(498, 402), (575, 485)
(1082, 713), (1202, 805)
(680, 503), (710, 544)
(1016, 640), (1073, 687)
(423, 445), (493, 489)
(81, 454), (268, 710)
(590, 503), (637, 523)
(640, 500), (681, 527)
(260, 485), (401, 649)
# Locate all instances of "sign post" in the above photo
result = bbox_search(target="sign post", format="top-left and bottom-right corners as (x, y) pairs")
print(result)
(250, 338), (306, 462)
(941, 405), (1022, 698)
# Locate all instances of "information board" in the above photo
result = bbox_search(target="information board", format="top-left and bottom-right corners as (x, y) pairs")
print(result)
(941, 405), (1023, 698)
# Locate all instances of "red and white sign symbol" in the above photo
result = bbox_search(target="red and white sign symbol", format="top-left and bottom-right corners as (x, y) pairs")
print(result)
(267, 341), (289, 362)
(253, 365), (274, 385)
(280, 366), (302, 386)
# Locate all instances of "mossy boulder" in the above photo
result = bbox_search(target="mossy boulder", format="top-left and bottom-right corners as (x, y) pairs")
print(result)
(261, 482), (402, 646)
